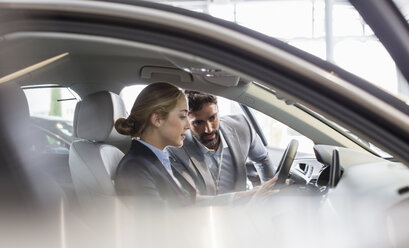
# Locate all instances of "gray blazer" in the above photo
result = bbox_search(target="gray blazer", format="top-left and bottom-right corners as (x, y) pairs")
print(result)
(167, 115), (275, 195)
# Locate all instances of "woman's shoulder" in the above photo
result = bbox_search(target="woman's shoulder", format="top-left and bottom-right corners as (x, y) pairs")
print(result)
(114, 151), (158, 198)
(115, 151), (155, 189)
(115, 140), (162, 181)
(118, 149), (151, 170)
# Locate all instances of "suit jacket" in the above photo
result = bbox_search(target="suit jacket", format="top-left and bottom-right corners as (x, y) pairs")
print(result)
(167, 115), (275, 196)
(115, 140), (196, 208)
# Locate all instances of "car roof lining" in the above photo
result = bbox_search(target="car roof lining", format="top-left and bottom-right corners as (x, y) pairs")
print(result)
(1, 31), (250, 92)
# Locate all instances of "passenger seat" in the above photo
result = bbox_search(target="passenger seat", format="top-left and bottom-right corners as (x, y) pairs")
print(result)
(69, 91), (130, 208)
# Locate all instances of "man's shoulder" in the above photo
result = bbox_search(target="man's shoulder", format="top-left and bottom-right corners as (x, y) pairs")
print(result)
(220, 114), (249, 130)
(220, 114), (247, 124)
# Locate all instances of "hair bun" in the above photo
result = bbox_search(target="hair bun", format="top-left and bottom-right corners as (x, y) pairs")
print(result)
(115, 117), (134, 136)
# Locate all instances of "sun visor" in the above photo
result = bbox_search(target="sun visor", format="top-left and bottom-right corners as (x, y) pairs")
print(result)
(163, 54), (240, 87)
(187, 67), (240, 87)
(140, 66), (193, 83)
(202, 73), (240, 87)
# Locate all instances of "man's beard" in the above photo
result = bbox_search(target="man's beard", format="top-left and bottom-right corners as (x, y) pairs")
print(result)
(198, 130), (220, 149)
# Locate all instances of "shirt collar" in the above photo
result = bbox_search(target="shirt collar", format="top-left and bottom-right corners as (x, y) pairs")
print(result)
(135, 139), (170, 167)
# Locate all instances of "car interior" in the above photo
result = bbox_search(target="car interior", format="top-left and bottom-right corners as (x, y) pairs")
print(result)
(1, 4), (409, 247)
(1, 32), (364, 186)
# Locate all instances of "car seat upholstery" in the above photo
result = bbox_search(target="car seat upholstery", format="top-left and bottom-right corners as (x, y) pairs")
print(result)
(69, 91), (130, 206)
(0, 82), (66, 211)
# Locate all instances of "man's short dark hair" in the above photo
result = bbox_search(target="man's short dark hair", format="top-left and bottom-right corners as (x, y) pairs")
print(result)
(184, 90), (217, 112)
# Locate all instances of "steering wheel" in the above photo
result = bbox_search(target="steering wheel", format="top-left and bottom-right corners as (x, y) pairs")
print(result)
(275, 139), (299, 185)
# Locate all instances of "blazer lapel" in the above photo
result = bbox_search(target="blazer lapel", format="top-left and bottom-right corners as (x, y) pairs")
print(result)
(171, 162), (195, 188)
(181, 132), (217, 195)
(152, 155), (195, 205)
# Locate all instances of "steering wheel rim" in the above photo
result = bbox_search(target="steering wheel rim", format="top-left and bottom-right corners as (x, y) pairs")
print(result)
(275, 139), (299, 185)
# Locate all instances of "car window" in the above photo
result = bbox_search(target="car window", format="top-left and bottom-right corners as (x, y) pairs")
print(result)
(249, 107), (314, 154)
(23, 87), (79, 153)
(120, 84), (147, 112)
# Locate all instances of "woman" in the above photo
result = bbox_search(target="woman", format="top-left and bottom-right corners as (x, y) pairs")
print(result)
(114, 82), (277, 208)
(115, 82), (194, 207)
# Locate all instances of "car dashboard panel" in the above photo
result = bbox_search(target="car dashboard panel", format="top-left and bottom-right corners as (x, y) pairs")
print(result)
(288, 144), (409, 218)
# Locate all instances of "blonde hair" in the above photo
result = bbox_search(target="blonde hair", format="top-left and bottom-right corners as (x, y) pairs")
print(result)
(115, 82), (185, 137)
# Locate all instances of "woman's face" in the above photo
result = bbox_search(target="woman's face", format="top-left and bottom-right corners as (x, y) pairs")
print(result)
(158, 97), (190, 148)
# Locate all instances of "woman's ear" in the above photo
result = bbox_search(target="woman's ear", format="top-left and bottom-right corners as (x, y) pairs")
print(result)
(150, 113), (161, 128)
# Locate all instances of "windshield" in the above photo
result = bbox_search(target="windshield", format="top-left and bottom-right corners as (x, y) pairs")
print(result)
(296, 103), (393, 158)
(253, 80), (393, 158)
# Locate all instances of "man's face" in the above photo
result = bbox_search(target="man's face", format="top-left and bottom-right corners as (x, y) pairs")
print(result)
(188, 103), (220, 149)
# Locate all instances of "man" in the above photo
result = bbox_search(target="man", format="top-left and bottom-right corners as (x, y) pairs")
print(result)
(167, 91), (275, 196)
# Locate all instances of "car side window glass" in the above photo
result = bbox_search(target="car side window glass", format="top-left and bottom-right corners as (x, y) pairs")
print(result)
(250, 107), (314, 154)
(216, 97), (243, 116)
(210, 97), (314, 155)
(120, 84), (147, 113)
(23, 87), (79, 154)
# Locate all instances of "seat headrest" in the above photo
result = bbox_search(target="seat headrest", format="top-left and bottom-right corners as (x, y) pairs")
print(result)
(74, 91), (128, 143)
(0, 82), (31, 150)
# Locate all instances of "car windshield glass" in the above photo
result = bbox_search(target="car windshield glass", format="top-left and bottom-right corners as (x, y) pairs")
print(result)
(296, 102), (393, 158)
(252, 80), (392, 158)
(160, 0), (409, 104)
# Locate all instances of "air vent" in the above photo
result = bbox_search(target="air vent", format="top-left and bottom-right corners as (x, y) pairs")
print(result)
(297, 163), (308, 175)
(398, 186), (409, 195)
